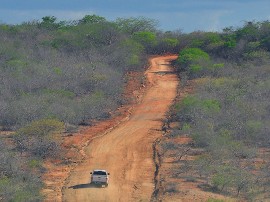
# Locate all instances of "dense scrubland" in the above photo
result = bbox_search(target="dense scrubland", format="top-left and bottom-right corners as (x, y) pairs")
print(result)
(0, 15), (270, 201)
(161, 21), (270, 201)
(0, 15), (179, 201)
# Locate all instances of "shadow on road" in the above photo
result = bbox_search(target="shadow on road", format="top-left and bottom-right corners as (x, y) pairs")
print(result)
(151, 71), (175, 75)
(68, 183), (106, 189)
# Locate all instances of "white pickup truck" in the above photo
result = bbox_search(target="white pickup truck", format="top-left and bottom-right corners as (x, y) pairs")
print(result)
(90, 170), (110, 187)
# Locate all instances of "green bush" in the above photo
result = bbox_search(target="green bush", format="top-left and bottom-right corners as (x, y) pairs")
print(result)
(181, 95), (199, 107)
(0, 176), (10, 188)
(176, 48), (210, 74)
(180, 96), (220, 113)
(243, 50), (270, 62)
(246, 120), (263, 138)
(14, 119), (64, 159)
(202, 99), (221, 112)
(132, 31), (157, 52)
(223, 34), (237, 48)
(120, 39), (144, 66)
(190, 64), (202, 73)
(28, 159), (42, 168)
(212, 172), (231, 191)
(162, 37), (179, 50)
(16, 119), (64, 137)
(212, 63), (224, 69)
(206, 198), (224, 202)
(178, 48), (210, 65)
(42, 89), (75, 99)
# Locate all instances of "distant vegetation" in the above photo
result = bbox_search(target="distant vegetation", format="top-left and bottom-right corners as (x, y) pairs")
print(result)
(0, 16), (139, 129)
(0, 15), (270, 201)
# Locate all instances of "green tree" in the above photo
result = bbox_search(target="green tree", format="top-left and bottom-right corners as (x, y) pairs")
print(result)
(115, 16), (158, 35)
(132, 31), (157, 52)
(223, 34), (237, 48)
(41, 16), (57, 24)
(120, 39), (144, 66)
(236, 21), (259, 41)
(157, 38), (179, 53)
(79, 14), (107, 24)
(39, 16), (59, 29)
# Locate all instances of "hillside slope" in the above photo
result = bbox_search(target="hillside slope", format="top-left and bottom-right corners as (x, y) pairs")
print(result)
(62, 55), (178, 201)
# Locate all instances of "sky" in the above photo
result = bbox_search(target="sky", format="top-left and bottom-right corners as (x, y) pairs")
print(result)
(0, 0), (269, 33)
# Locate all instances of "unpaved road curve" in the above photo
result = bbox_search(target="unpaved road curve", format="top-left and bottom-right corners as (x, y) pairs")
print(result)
(62, 55), (178, 202)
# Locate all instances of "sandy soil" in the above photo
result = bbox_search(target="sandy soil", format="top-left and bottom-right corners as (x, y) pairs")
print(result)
(156, 136), (236, 202)
(61, 55), (179, 201)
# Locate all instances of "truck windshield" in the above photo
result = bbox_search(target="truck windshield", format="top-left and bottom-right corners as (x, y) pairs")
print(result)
(93, 171), (107, 175)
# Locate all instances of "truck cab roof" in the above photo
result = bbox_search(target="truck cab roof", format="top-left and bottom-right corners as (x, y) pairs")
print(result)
(92, 170), (108, 175)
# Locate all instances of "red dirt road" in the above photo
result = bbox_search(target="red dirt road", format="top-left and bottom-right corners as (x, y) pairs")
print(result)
(62, 55), (178, 201)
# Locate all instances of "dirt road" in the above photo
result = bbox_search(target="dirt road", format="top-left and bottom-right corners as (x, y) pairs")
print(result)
(62, 55), (178, 202)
